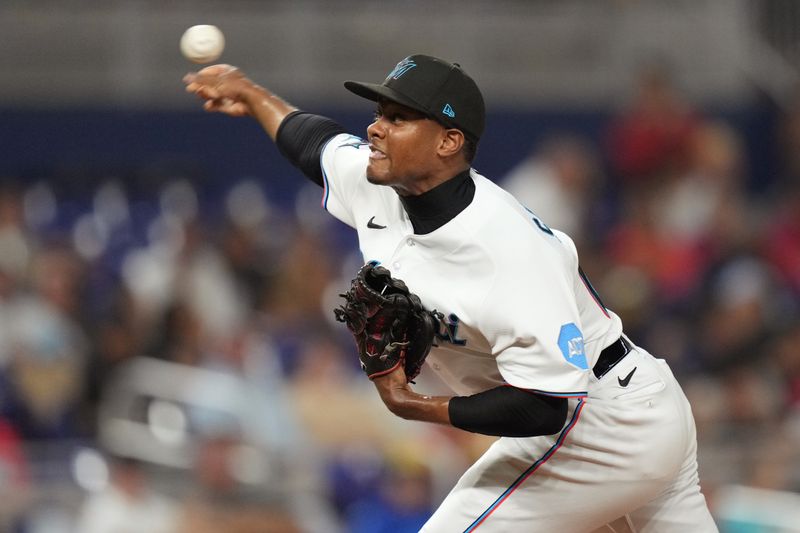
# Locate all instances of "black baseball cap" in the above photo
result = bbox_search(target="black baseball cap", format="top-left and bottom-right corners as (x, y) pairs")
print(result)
(344, 54), (485, 142)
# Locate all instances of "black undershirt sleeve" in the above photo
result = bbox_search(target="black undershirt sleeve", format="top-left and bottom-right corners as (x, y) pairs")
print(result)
(448, 386), (568, 437)
(275, 111), (349, 187)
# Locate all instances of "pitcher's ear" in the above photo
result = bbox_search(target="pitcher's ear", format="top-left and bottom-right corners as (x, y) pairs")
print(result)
(438, 128), (465, 159)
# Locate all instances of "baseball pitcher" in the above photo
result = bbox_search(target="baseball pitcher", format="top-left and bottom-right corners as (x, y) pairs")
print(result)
(184, 55), (718, 532)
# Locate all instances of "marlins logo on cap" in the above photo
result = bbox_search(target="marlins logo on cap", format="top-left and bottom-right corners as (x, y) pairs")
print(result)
(388, 58), (418, 80)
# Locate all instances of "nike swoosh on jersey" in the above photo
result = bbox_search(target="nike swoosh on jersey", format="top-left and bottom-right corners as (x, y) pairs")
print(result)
(367, 216), (387, 229)
(618, 367), (637, 387)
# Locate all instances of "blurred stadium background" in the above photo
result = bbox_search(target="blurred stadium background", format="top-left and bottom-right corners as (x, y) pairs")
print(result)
(1, 1), (800, 531)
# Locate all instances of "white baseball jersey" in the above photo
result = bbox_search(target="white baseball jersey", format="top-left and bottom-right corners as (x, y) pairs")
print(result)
(319, 133), (718, 532)
(322, 134), (622, 397)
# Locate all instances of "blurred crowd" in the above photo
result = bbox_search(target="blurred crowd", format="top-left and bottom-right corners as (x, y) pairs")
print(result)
(1, 62), (800, 532)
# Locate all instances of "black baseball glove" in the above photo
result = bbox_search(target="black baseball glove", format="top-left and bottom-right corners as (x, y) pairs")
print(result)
(334, 262), (440, 381)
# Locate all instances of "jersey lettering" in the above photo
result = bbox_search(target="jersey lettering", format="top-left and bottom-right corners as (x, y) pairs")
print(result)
(524, 207), (555, 236)
(338, 135), (368, 150)
(436, 313), (467, 346)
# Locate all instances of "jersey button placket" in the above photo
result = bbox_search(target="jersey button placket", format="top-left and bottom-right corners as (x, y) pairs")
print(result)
(391, 235), (417, 273)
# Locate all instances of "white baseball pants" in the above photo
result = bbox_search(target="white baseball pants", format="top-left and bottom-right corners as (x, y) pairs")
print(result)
(420, 347), (718, 532)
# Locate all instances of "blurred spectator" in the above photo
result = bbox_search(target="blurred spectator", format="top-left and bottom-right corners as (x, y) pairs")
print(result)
(119, 179), (246, 356)
(692, 255), (787, 374)
(139, 303), (336, 533)
(145, 300), (205, 366)
(0, 181), (36, 373)
(186, 322), (306, 454)
(604, 121), (752, 306)
(0, 279), (88, 439)
(288, 335), (385, 451)
(501, 135), (603, 245)
(346, 445), (433, 533)
(260, 229), (338, 375)
(606, 58), (701, 186)
(32, 246), (87, 320)
(76, 456), (180, 533)
(763, 180), (800, 296)
(776, 86), (800, 188)
(0, 418), (31, 532)
(289, 333), (413, 522)
(219, 220), (273, 311)
(768, 320), (800, 413)
(177, 434), (302, 533)
(288, 334), (487, 529)
(603, 187), (707, 304)
(652, 122), (748, 252)
(0, 182), (34, 297)
(84, 312), (140, 428)
(174, 224), (249, 348)
(220, 179), (286, 310)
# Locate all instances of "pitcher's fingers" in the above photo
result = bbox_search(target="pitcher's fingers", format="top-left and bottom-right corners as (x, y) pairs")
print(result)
(184, 81), (201, 93)
(201, 97), (231, 110)
(196, 86), (221, 100)
(196, 64), (235, 76)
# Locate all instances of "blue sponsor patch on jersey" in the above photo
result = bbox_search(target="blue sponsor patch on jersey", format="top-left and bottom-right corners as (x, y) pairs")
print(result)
(558, 323), (588, 370)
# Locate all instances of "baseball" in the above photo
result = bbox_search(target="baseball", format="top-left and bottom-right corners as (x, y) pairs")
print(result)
(180, 25), (225, 64)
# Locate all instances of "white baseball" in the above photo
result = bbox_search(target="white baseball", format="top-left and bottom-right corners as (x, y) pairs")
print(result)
(180, 25), (225, 64)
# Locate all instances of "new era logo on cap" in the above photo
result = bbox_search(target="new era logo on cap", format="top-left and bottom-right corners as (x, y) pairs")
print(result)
(344, 54), (485, 141)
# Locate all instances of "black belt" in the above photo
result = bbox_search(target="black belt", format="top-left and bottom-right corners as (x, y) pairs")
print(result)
(592, 336), (632, 379)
